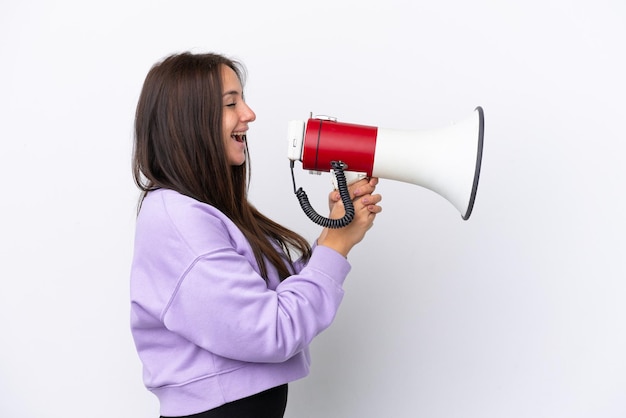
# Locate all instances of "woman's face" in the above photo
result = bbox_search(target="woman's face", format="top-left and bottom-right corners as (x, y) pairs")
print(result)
(221, 65), (256, 166)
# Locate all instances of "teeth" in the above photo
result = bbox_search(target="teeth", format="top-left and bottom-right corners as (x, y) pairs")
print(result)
(231, 132), (246, 143)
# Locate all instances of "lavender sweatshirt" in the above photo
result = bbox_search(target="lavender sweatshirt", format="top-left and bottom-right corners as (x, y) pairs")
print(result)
(130, 189), (351, 416)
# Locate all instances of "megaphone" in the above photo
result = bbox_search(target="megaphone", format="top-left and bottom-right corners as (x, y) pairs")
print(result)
(287, 106), (484, 228)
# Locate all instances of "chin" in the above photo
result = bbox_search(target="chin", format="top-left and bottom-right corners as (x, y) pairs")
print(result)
(230, 157), (246, 166)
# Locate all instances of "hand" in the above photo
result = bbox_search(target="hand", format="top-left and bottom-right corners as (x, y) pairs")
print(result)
(328, 177), (380, 213)
(318, 177), (383, 257)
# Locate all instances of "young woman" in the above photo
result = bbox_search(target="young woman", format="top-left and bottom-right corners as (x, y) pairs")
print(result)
(130, 51), (382, 418)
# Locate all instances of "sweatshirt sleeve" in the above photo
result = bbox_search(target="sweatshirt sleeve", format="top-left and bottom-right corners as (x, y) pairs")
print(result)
(159, 201), (351, 364)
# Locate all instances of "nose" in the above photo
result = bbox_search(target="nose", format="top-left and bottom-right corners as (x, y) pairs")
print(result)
(241, 102), (256, 123)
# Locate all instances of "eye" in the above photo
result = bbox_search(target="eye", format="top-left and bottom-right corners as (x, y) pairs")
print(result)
(225, 102), (236, 107)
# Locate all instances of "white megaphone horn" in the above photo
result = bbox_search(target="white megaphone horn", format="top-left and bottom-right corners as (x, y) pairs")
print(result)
(287, 107), (485, 228)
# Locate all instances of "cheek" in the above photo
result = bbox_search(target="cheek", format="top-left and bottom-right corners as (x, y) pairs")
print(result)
(222, 111), (238, 129)
(222, 117), (233, 141)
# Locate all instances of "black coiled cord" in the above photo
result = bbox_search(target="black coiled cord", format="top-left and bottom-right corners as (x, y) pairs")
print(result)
(290, 160), (355, 228)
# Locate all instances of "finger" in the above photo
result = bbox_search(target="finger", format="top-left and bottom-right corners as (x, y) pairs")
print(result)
(352, 184), (373, 198)
(349, 183), (365, 198)
(360, 194), (382, 213)
(356, 193), (381, 205)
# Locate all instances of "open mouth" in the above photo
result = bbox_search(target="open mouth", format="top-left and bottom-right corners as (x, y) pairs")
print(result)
(231, 133), (247, 143)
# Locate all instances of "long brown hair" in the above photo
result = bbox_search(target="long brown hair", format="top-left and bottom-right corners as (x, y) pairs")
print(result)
(133, 52), (311, 281)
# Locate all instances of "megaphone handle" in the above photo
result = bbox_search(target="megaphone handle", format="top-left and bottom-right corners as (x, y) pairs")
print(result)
(331, 170), (367, 190)
(291, 161), (355, 229)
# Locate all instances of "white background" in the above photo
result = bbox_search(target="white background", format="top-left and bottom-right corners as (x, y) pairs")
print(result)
(1, 1), (625, 417)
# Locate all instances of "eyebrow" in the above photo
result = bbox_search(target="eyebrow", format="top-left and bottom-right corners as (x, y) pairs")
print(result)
(222, 90), (241, 98)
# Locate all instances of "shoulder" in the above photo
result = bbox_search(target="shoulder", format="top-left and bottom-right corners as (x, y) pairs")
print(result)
(140, 189), (225, 229)
(142, 189), (219, 216)
(137, 189), (243, 255)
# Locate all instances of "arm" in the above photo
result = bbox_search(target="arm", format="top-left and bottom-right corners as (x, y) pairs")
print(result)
(161, 211), (351, 364)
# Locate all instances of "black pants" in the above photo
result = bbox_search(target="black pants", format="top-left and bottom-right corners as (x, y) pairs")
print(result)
(161, 384), (288, 418)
